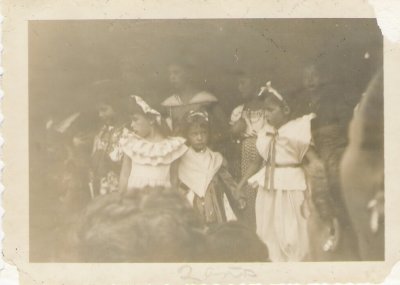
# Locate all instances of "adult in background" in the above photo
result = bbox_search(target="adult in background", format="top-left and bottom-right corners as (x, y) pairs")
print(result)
(293, 63), (360, 260)
(161, 58), (229, 151)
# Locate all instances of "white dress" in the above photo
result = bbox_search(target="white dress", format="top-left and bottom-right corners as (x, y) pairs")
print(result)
(119, 132), (188, 190)
(248, 114), (315, 262)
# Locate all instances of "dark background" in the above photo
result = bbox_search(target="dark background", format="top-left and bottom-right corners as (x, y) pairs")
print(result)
(29, 19), (382, 124)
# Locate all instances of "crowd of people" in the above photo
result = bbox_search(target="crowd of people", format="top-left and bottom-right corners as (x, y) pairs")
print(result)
(36, 58), (384, 262)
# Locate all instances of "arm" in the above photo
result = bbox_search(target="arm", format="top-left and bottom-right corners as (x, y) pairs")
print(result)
(230, 118), (247, 138)
(303, 147), (335, 221)
(209, 104), (230, 143)
(170, 159), (180, 191)
(119, 154), (131, 193)
(218, 160), (240, 199)
(237, 153), (263, 190)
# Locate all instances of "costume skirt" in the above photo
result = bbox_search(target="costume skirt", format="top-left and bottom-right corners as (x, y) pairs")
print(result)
(256, 188), (309, 262)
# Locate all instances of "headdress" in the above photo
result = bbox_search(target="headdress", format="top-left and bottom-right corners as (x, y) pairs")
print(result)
(130, 95), (161, 125)
(185, 110), (209, 123)
(258, 81), (284, 102)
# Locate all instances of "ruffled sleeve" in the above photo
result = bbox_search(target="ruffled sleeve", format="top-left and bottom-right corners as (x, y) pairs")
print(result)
(229, 105), (244, 125)
(120, 133), (188, 166)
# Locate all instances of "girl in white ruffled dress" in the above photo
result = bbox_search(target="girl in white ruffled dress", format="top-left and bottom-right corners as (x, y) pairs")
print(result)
(237, 82), (337, 262)
(118, 95), (188, 192)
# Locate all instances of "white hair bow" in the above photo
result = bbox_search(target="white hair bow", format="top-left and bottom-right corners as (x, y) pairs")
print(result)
(258, 81), (284, 102)
(130, 95), (162, 125)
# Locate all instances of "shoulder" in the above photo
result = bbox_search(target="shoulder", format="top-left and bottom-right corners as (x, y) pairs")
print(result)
(289, 113), (316, 127)
(190, 91), (218, 104)
(282, 114), (316, 143)
(161, 95), (182, 107)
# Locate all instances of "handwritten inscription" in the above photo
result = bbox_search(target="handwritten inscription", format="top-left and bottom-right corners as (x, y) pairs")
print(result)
(178, 264), (257, 282)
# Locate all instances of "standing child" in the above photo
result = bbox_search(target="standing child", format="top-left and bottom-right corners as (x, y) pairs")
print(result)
(90, 92), (126, 197)
(237, 82), (337, 262)
(229, 69), (270, 229)
(178, 110), (245, 224)
(119, 95), (187, 192)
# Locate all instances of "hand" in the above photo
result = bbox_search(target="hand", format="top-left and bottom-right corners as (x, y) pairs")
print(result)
(238, 198), (247, 210)
(322, 217), (340, 252)
(367, 190), (384, 233)
(236, 182), (248, 200)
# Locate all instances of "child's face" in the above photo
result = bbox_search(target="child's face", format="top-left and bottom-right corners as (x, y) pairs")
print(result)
(130, 113), (153, 138)
(98, 103), (115, 123)
(187, 124), (208, 152)
(264, 96), (289, 128)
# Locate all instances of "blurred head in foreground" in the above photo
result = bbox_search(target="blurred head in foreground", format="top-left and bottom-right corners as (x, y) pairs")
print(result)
(206, 221), (269, 262)
(74, 187), (269, 262)
(76, 187), (207, 262)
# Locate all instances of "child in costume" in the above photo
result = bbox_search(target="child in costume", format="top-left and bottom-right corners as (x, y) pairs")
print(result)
(237, 82), (338, 262)
(118, 95), (187, 191)
(178, 110), (245, 224)
(229, 69), (271, 229)
(90, 92), (127, 197)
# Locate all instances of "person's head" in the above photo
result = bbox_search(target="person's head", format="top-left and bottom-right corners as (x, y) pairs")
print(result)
(182, 110), (210, 152)
(259, 82), (291, 128)
(237, 74), (260, 101)
(96, 93), (125, 124)
(75, 187), (208, 262)
(168, 58), (197, 91)
(205, 221), (269, 262)
(92, 79), (126, 124)
(128, 95), (163, 139)
(303, 64), (321, 92)
(235, 69), (266, 100)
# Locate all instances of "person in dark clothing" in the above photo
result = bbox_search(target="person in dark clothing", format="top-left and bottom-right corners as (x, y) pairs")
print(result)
(293, 64), (360, 261)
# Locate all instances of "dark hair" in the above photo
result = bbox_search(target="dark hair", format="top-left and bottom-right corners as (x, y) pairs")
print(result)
(205, 221), (269, 262)
(258, 85), (296, 116)
(97, 92), (126, 114)
(179, 110), (210, 139)
(75, 187), (208, 262)
(235, 68), (268, 90)
(170, 53), (198, 72)
(127, 97), (171, 136)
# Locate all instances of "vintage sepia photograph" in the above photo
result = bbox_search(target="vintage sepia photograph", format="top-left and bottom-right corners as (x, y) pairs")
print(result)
(28, 18), (384, 264)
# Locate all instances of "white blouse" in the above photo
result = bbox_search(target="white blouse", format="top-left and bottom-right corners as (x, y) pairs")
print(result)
(248, 114), (315, 191)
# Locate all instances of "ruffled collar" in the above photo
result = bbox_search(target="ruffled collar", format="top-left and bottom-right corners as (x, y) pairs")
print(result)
(120, 131), (188, 165)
